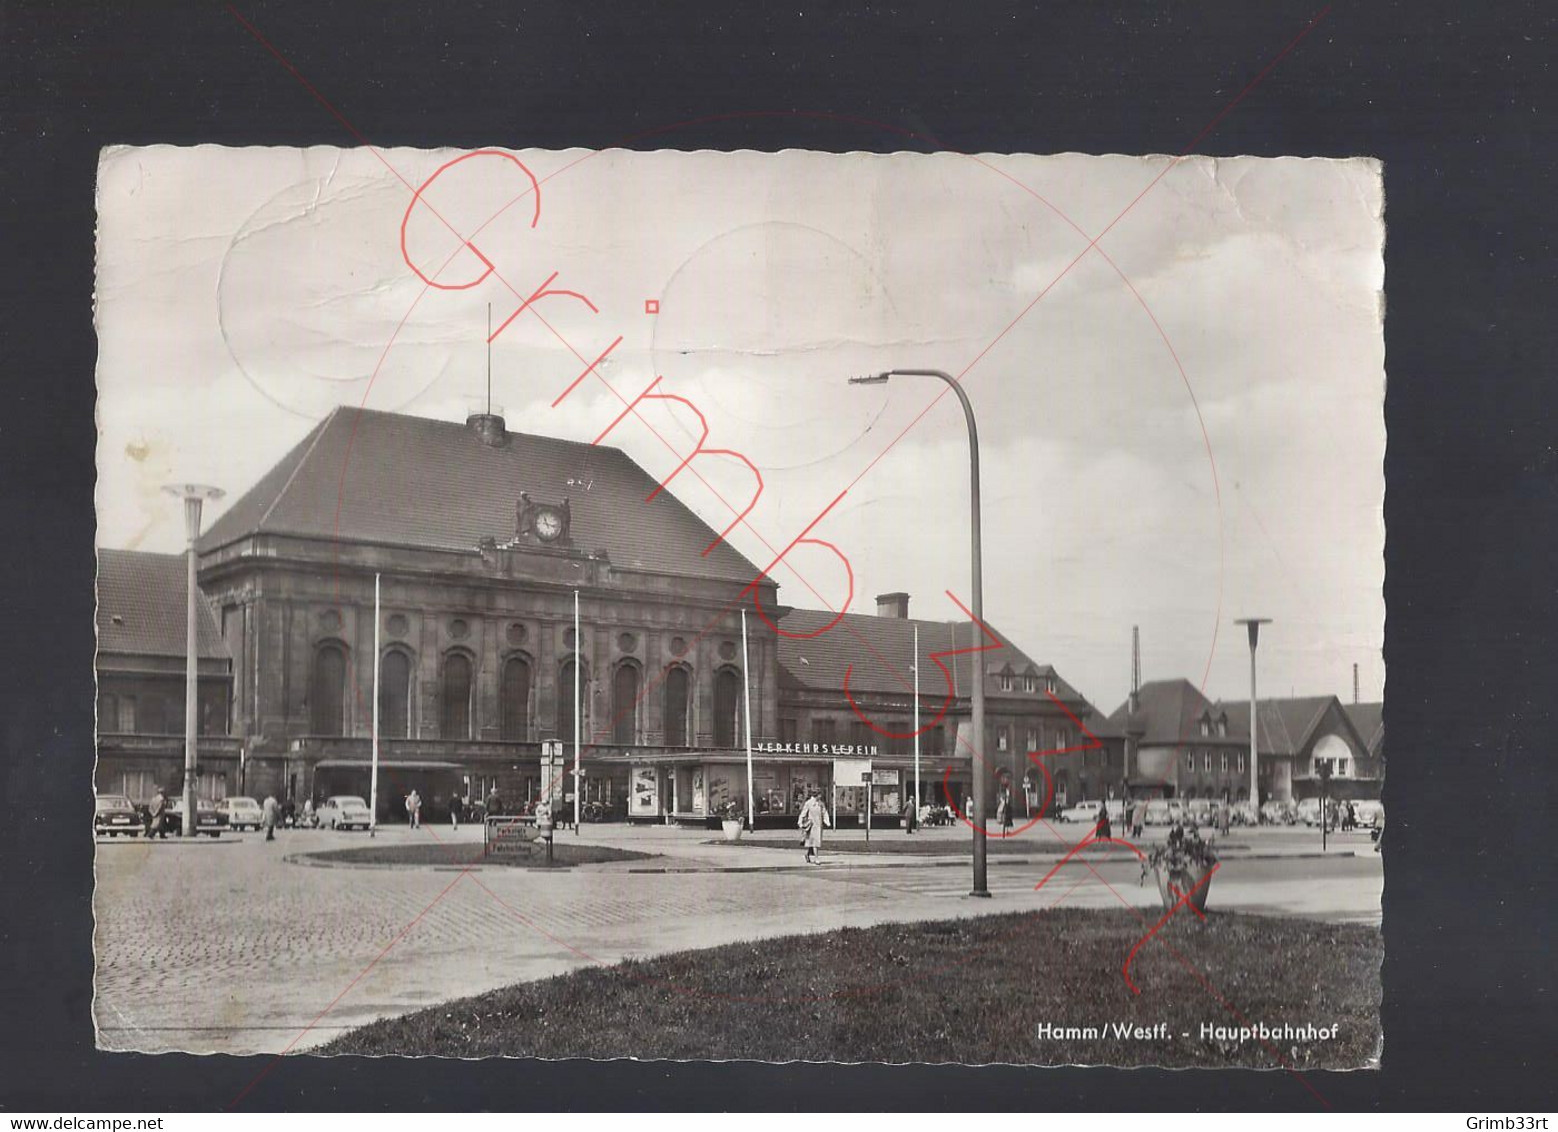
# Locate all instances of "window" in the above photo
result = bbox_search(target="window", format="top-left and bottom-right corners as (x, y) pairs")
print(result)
(997, 727), (1010, 753)
(1217, 714), (1228, 737)
(1026, 728), (1039, 753)
(813, 717), (836, 746)
(848, 719), (872, 750)
(663, 667), (690, 747)
(1200, 718), (1210, 737)
(559, 659), (585, 744)
(779, 717), (798, 745)
(1023, 672), (1037, 693)
(1185, 752), (1193, 772)
(441, 653), (473, 739)
(1046, 676), (1056, 694)
(1056, 729), (1070, 751)
(999, 667), (1014, 692)
(310, 643), (346, 736)
(1238, 754), (1246, 773)
(118, 695), (137, 733)
(929, 725), (946, 758)
(611, 664), (640, 745)
(500, 656), (530, 741)
(381, 650), (412, 739)
(98, 692), (117, 732)
(1203, 752), (1212, 772)
(713, 668), (742, 748)
(1220, 751), (1229, 773)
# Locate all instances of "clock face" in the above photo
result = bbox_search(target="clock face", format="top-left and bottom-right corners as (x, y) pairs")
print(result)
(534, 507), (564, 542)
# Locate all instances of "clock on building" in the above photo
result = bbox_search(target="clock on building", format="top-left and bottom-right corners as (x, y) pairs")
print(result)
(534, 504), (565, 542)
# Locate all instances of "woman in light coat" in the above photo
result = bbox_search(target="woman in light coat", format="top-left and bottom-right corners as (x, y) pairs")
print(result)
(798, 789), (831, 864)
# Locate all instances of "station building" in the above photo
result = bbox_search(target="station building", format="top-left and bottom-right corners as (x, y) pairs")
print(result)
(94, 406), (1104, 825)
(1104, 678), (1382, 804)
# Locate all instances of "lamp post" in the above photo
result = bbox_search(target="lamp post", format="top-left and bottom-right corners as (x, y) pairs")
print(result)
(163, 483), (225, 837)
(1234, 618), (1272, 814)
(851, 369), (989, 897)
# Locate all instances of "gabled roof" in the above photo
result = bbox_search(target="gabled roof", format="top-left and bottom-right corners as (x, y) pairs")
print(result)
(97, 549), (228, 660)
(774, 609), (1082, 703)
(198, 407), (764, 585)
(1343, 702), (1384, 756)
(1103, 678), (1248, 748)
(1229, 696), (1344, 757)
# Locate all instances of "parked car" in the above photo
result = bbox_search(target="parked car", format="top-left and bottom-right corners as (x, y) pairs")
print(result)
(1143, 799), (1173, 826)
(1185, 798), (1215, 826)
(1352, 800), (1384, 829)
(1230, 800), (1259, 826)
(163, 797), (223, 837)
(1260, 799), (1297, 825)
(217, 796), (264, 831)
(1295, 797), (1327, 826)
(1058, 800), (1103, 823)
(318, 795), (372, 831)
(94, 793), (141, 837)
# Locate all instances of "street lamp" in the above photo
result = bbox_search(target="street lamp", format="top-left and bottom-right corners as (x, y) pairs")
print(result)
(851, 369), (990, 897)
(1234, 617), (1272, 814)
(163, 483), (225, 837)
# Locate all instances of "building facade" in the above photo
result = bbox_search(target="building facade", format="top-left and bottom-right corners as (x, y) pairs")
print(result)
(95, 406), (1102, 825)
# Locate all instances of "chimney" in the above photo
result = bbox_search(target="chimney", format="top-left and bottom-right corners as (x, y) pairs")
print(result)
(467, 408), (509, 448)
(1353, 663), (1360, 704)
(875, 592), (910, 619)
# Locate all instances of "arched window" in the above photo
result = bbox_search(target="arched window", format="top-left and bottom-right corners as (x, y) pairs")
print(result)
(559, 659), (586, 744)
(714, 668), (742, 749)
(612, 664), (640, 745)
(380, 650), (411, 739)
(310, 642), (346, 736)
(500, 656), (531, 741)
(663, 666), (691, 748)
(441, 653), (473, 740)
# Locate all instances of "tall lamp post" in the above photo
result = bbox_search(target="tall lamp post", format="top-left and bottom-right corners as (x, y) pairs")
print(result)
(1234, 618), (1272, 814)
(851, 369), (989, 897)
(163, 483), (225, 837)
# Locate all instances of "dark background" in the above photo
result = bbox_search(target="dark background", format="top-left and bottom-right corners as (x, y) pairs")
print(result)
(3, 0), (1554, 1113)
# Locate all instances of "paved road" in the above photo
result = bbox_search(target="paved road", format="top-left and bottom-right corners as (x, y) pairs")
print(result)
(92, 821), (1382, 1055)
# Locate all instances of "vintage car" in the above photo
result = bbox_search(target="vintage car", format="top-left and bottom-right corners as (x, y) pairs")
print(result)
(216, 796), (264, 831)
(1058, 800), (1103, 823)
(162, 797), (223, 837)
(1260, 799), (1298, 825)
(1230, 800), (1260, 826)
(94, 793), (141, 837)
(317, 795), (372, 831)
(1350, 800), (1383, 828)
(1142, 799), (1173, 826)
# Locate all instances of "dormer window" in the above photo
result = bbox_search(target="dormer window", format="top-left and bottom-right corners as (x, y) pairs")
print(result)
(1200, 716), (1211, 737)
(1023, 673), (1037, 693)
(998, 666), (1014, 692)
(1217, 713), (1228, 737)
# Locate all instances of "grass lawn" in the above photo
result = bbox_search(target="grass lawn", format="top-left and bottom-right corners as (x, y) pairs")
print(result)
(300, 841), (653, 869)
(318, 909), (1381, 1068)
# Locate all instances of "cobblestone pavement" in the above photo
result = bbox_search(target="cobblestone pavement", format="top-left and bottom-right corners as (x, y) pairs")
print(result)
(92, 822), (1381, 1056)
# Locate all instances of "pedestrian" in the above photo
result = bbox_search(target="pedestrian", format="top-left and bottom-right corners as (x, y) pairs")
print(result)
(450, 791), (463, 831)
(145, 787), (167, 840)
(1218, 801), (1231, 836)
(261, 794), (278, 842)
(407, 789), (422, 829)
(903, 792), (919, 834)
(1130, 799), (1144, 840)
(486, 788), (502, 818)
(302, 796), (315, 828)
(963, 792), (974, 819)
(798, 788), (830, 864)
(1097, 803), (1112, 841)
(997, 785), (1013, 833)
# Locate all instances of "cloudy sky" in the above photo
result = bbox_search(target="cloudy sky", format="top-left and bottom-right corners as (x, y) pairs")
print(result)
(94, 146), (1385, 713)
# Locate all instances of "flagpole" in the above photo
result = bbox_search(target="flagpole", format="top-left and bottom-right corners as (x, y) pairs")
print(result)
(573, 589), (581, 834)
(742, 609), (755, 831)
(370, 572), (380, 837)
(913, 623), (921, 818)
